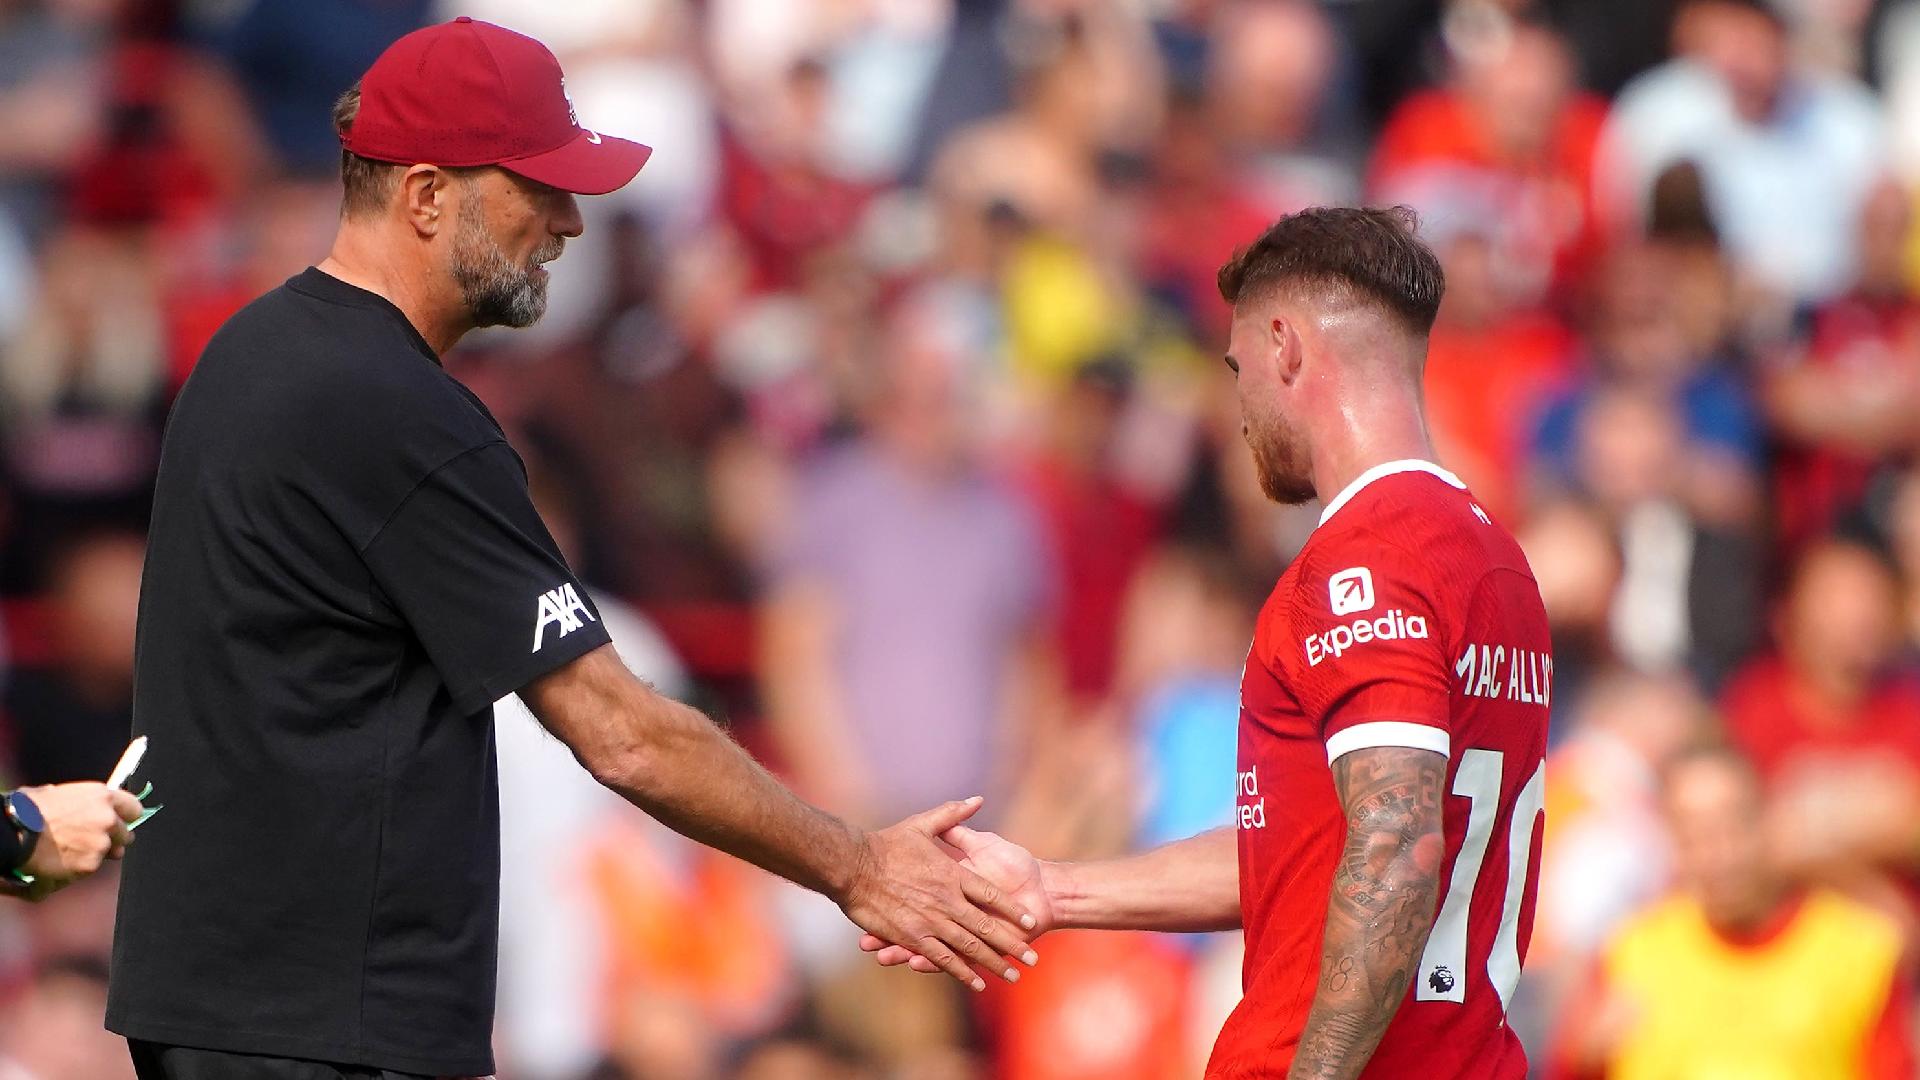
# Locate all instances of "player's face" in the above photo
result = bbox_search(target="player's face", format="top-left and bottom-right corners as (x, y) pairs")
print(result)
(1666, 758), (1771, 927)
(1225, 303), (1315, 505)
(447, 168), (583, 329)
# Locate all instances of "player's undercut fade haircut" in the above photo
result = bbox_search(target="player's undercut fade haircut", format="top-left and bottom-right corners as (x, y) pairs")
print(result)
(1216, 206), (1446, 337)
(334, 84), (402, 218)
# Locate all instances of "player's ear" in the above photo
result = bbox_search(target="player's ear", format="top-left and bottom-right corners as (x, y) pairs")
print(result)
(400, 164), (449, 238)
(1271, 315), (1304, 386)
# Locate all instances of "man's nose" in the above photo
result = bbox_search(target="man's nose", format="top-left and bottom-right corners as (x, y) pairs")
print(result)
(552, 192), (584, 239)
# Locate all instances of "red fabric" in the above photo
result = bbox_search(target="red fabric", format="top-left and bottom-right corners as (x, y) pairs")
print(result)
(1720, 655), (1920, 782)
(65, 43), (218, 227)
(718, 132), (875, 295)
(1424, 312), (1575, 521)
(1019, 459), (1160, 703)
(1212, 468), (1549, 1079)
(1138, 176), (1290, 344)
(1369, 89), (1609, 297)
(1771, 293), (1920, 557)
(1867, 970), (1916, 1080)
(344, 17), (649, 194)
(991, 931), (1192, 1080)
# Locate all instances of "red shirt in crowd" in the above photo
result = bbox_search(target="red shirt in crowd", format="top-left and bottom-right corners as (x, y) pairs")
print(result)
(1214, 461), (1551, 1079)
(1369, 88), (1609, 298)
(1770, 293), (1920, 557)
(1721, 655), (1920, 781)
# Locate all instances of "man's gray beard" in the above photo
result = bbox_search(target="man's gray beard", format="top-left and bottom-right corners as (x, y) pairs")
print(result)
(451, 206), (553, 329)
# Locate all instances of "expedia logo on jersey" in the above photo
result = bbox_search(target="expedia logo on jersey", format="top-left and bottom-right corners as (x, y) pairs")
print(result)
(1303, 609), (1429, 666)
(532, 582), (597, 652)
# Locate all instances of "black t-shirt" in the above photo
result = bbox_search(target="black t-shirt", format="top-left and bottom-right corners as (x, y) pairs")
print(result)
(106, 268), (611, 1077)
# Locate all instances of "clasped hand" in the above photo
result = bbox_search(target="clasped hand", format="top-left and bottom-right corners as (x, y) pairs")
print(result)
(838, 796), (1045, 990)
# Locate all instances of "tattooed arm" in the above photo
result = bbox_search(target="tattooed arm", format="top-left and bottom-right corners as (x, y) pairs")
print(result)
(1287, 744), (1448, 1080)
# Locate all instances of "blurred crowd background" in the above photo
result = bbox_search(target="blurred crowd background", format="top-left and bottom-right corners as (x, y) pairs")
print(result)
(4, 0), (1920, 1076)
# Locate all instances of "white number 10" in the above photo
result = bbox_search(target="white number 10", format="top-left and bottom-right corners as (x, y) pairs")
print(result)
(1415, 748), (1545, 1010)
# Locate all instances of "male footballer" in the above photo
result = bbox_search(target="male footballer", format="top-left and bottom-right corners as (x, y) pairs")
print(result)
(867, 207), (1551, 1079)
(107, 19), (1035, 1080)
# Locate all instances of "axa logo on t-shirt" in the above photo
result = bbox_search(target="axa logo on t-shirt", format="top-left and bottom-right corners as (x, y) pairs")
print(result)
(532, 582), (597, 652)
(1303, 609), (1429, 666)
(1329, 566), (1374, 615)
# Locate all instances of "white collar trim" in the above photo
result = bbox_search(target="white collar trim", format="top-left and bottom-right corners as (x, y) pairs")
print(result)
(1318, 459), (1466, 525)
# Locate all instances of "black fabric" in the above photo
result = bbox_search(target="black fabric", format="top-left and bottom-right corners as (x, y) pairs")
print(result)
(127, 1040), (462, 1080)
(107, 268), (610, 1078)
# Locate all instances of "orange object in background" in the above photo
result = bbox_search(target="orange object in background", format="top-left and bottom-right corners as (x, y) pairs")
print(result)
(584, 818), (794, 1043)
(991, 931), (1193, 1080)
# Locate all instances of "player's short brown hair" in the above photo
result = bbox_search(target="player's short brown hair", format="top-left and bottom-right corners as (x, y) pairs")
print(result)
(1216, 206), (1446, 336)
(334, 84), (401, 218)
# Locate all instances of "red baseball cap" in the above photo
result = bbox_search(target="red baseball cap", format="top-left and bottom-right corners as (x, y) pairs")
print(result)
(342, 16), (651, 196)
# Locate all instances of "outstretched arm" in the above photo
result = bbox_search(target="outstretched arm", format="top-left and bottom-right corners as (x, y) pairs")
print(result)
(1287, 745), (1447, 1080)
(1051, 826), (1241, 933)
(524, 645), (1038, 990)
(862, 824), (1239, 974)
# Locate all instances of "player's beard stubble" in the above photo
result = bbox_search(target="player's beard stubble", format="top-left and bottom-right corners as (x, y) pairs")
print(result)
(450, 199), (560, 330)
(1244, 410), (1316, 506)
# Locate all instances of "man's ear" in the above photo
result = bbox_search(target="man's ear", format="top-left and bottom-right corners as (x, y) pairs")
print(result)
(399, 165), (449, 238)
(1270, 315), (1304, 386)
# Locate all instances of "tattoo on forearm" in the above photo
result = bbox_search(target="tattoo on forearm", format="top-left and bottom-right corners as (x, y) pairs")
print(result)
(1287, 746), (1446, 1080)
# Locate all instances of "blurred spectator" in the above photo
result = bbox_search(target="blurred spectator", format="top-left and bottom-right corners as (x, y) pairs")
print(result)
(0, 0), (107, 245)
(1018, 359), (1163, 705)
(758, 297), (1058, 826)
(0, 226), (165, 592)
(1414, 198), (1576, 519)
(1723, 539), (1920, 906)
(719, 57), (877, 295)
(1530, 242), (1766, 684)
(1523, 670), (1709, 1060)
(1371, 16), (1610, 303)
(2, 530), (140, 786)
(493, 463), (694, 1080)
(1533, 239), (1763, 523)
(1537, 0), (1684, 97)
(0, 955), (135, 1080)
(1115, 545), (1252, 849)
(1553, 746), (1914, 1079)
(1767, 179), (1920, 555)
(1879, 465), (1920, 651)
(1135, 85), (1279, 345)
(1534, 672), (1708, 969)
(928, 10), (1156, 284)
(198, 0), (431, 176)
(1597, 0), (1887, 304)
(1517, 500), (1624, 721)
(1203, 0), (1351, 206)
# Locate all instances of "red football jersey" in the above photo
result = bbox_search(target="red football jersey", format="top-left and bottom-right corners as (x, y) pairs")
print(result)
(1209, 461), (1551, 1079)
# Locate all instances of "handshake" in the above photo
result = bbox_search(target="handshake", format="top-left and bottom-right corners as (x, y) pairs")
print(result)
(836, 795), (1055, 991)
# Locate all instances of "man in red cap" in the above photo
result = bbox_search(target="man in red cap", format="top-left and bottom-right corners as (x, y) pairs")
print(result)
(105, 19), (1037, 1080)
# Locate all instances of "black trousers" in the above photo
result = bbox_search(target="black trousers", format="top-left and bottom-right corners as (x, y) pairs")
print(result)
(127, 1040), (491, 1080)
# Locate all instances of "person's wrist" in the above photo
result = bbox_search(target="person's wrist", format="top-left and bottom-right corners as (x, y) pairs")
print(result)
(827, 822), (873, 909)
(1040, 859), (1078, 930)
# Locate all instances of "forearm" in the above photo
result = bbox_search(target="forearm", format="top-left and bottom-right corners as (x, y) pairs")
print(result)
(1289, 748), (1446, 1080)
(605, 694), (866, 900)
(1049, 827), (1240, 933)
(529, 646), (866, 902)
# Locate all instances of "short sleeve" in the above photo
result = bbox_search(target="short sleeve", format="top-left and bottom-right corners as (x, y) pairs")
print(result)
(1286, 542), (1452, 764)
(363, 443), (612, 713)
